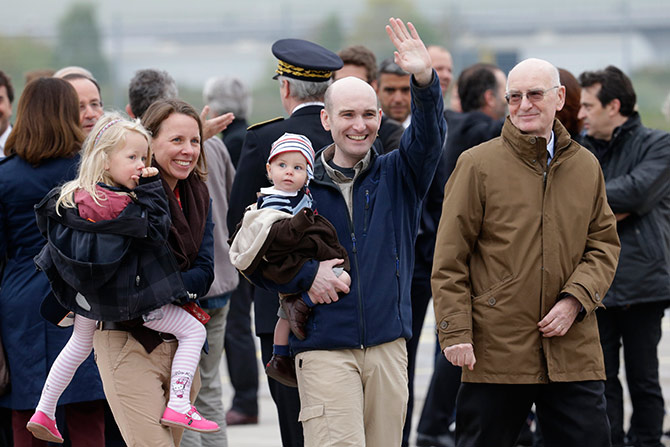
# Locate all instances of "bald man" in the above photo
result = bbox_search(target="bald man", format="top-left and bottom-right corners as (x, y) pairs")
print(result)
(253, 18), (446, 447)
(432, 58), (620, 447)
(427, 45), (453, 97)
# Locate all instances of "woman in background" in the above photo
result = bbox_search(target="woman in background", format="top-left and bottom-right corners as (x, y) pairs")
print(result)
(556, 67), (585, 141)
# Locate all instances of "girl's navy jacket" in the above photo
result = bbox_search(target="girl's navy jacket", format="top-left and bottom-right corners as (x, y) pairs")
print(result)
(34, 177), (189, 324)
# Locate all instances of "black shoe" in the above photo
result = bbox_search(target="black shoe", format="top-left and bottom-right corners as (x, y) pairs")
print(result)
(515, 421), (533, 446)
(416, 432), (455, 447)
(225, 409), (258, 426)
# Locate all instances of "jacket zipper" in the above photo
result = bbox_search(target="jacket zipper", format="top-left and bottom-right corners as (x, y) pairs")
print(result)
(540, 159), (548, 341)
(346, 180), (366, 348)
(363, 190), (370, 233)
(314, 164), (372, 349)
(350, 229), (365, 348)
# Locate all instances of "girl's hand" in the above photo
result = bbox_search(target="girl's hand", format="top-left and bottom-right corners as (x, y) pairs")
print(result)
(141, 167), (159, 178)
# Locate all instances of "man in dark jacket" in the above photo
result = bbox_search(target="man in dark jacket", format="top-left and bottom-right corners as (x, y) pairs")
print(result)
(253, 18), (446, 446)
(579, 65), (670, 447)
(226, 38), (342, 446)
(334, 44), (405, 154)
(442, 63), (507, 176)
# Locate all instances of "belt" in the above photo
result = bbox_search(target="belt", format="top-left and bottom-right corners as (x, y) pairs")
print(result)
(97, 321), (176, 342)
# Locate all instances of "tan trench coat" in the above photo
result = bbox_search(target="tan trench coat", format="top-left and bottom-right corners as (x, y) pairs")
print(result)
(432, 118), (621, 384)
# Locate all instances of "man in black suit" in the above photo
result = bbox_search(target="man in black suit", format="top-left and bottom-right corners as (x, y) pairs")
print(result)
(442, 63), (507, 176)
(227, 39), (342, 447)
(401, 43), (455, 447)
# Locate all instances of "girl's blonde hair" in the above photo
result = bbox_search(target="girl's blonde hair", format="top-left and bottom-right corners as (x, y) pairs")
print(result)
(56, 112), (152, 213)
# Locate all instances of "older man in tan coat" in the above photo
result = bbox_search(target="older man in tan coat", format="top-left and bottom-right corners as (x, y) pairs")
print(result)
(432, 58), (621, 447)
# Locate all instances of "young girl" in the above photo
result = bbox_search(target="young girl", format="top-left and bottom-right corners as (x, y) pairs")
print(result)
(229, 133), (351, 386)
(27, 112), (219, 443)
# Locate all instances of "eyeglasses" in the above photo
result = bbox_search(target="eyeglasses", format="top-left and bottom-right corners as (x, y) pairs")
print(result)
(80, 101), (103, 112)
(505, 86), (559, 105)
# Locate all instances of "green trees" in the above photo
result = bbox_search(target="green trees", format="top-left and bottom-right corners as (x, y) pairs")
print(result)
(55, 3), (110, 83)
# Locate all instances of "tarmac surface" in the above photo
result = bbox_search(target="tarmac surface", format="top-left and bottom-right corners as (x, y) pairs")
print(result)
(221, 304), (670, 446)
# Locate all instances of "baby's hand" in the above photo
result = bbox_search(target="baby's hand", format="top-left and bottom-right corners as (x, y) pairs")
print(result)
(338, 271), (352, 289)
(332, 267), (351, 291)
(141, 167), (159, 178)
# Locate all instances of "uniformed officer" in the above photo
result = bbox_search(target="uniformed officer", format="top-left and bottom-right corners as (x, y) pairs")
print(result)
(226, 38), (342, 447)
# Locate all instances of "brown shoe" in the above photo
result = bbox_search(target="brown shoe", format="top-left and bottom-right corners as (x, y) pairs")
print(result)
(225, 409), (258, 426)
(265, 354), (298, 388)
(280, 293), (311, 341)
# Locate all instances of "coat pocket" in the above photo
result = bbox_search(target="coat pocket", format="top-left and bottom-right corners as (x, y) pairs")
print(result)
(471, 274), (515, 303)
(634, 218), (663, 261)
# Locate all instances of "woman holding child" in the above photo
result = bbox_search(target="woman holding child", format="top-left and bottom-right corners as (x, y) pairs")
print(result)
(92, 99), (215, 447)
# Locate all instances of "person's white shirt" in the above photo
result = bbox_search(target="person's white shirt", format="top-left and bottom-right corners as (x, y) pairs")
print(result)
(291, 101), (324, 115)
(547, 131), (555, 165)
(0, 124), (11, 159)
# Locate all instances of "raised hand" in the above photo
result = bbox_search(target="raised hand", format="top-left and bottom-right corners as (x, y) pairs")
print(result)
(385, 17), (433, 86)
(200, 107), (235, 141)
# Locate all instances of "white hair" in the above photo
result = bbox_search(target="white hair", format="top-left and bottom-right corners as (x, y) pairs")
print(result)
(203, 76), (252, 118)
(506, 58), (560, 90)
(278, 76), (331, 102)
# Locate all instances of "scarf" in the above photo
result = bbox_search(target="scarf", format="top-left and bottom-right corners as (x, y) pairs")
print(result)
(155, 162), (210, 271)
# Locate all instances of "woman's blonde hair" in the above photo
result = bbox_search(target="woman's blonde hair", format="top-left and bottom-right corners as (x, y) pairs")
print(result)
(56, 112), (152, 212)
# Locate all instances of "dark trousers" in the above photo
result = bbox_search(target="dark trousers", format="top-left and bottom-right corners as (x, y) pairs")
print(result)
(12, 400), (105, 447)
(597, 302), (666, 447)
(455, 381), (611, 447)
(417, 342), (461, 436)
(224, 278), (259, 416)
(260, 334), (303, 447)
(0, 408), (11, 446)
(103, 401), (126, 446)
(402, 277), (433, 447)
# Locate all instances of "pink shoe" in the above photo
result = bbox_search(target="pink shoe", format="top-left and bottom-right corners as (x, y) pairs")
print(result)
(160, 406), (220, 433)
(26, 410), (64, 443)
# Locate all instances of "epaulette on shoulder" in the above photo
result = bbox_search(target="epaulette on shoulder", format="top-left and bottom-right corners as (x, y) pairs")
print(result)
(247, 117), (284, 131)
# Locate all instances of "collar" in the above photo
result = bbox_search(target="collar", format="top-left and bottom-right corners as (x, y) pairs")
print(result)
(291, 102), (325, 115)
(501, 117), (574, 168)
(319, 144), (372, 183)
(610, 112), (641, 144)
(547, 131), (555, 158)
(584, 112), (641, 151)
(382, 112), (411, 129)
(0, 125), (11, 152)
(259, 186), (298, 197)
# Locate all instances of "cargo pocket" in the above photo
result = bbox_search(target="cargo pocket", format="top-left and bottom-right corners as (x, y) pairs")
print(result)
(298, 404), (330, 445)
